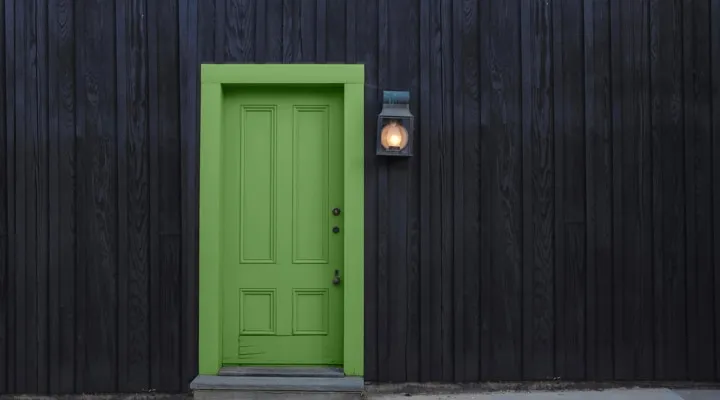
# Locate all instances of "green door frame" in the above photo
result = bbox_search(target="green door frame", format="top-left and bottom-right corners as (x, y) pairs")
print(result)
(198, 64), (365, 377)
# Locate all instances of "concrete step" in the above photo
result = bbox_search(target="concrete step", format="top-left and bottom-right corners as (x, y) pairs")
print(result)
(190, 375), (364, 400)
(219, 366), (345, 378)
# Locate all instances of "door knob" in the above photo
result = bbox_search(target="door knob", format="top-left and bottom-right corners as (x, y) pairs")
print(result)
(332, 226), (340, 233)
(332, 208), (341, 216)
(332, 269), (341, 285)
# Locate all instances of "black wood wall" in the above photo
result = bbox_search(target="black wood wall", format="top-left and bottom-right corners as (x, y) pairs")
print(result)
(1, 0), (720, 394)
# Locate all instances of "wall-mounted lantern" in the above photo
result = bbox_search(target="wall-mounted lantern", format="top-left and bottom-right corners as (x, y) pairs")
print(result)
(376, 90), (414, 157)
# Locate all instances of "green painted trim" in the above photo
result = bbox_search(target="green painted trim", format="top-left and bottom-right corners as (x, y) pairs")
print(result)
(199, 83), (223, 375)
(198, 64), (365, 377)
(201, 64), (365, 84)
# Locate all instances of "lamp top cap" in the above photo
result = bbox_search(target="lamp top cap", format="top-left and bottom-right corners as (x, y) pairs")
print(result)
(383, 90), (410, 105)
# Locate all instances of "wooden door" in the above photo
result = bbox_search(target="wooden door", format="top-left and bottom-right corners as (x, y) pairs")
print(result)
(221, 87), (344, 365)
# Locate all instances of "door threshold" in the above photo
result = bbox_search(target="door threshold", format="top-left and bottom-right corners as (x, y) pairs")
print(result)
(219, 365), (345, 378)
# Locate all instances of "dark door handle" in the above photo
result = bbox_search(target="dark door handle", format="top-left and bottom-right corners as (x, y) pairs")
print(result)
(332, 269), (341, 285)
(332, 208), (341, 216)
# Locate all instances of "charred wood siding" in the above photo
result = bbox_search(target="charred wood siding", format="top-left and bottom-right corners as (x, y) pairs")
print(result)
(1, 0), (719, 394)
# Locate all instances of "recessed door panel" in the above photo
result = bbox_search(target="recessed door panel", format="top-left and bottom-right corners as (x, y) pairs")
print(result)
(292, 106), (330, 264)
(239, 106), (277, 263)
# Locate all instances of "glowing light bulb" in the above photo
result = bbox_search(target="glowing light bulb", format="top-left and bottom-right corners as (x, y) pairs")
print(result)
(387, 130), (402, 147)
(380, 120), (408, 151)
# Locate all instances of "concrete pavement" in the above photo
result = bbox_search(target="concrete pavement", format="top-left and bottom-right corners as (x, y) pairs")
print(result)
(368, 389), (720, 399)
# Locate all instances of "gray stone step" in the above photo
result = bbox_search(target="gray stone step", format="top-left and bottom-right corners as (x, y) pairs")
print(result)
(219, 366), (345, 378)
(191, 375), (364, 400)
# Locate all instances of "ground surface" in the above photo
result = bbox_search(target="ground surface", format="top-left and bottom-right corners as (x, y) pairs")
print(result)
(368, 389), (720, 399)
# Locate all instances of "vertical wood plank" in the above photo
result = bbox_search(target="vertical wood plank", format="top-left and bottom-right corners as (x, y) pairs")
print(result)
(79, 0), (119, 391)
(551, 0), (565, 380)
(35, 0), (50, 391)
(282, 0), (298, 62)
(439, 0), (454, 382)
(403, 0), (421, 383)
(14, 0), (28, 390)
(3, 0), (16, 390)
(609, 0), (624, 381)
(478, 0), (491, 380)
(179, 0), (199, 389)
(299, 0), (316, 62)
(382, 0), (402, 382)
(428, 0), (444, 381)
(24, 1), (40, 389)
(47, 0), (59, 392)
(264, 0), (282, 63)
(214, 0), (225, 62)
(225, 0), (254, 62)
(584, 0), (614, 380)
(0, 0), (6, 392)
(72, 0), (87, 391)
(115, 0), (129, 391)
(315, 0), (326, 63)
(479, 0), (523, 381)
(157, 0), (181, 391)
(124, 0), (151, 391)
(713, 0), (720, 382)
(344, 0), (355, 63)
(520, 0), (555, 380)
(376, 0), (389, 382)
(555, 0), (587, 380)
(459, 0), (481, 383)
(450, 0), (465, 382)
(197, 0), (215, 63)
(683, 0), (715, 381)
(649, 0), (687, 380)
(418, 0), (432, 382)
(147, 0), (161, 389)
(325, 0), (344, 63)
(56, 0), (75, 392)
(356, 0), (379, 382)
(613, 0), (654, 380)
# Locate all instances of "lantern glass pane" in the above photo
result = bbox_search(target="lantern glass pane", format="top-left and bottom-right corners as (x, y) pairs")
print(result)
(379, 119), (409, 151)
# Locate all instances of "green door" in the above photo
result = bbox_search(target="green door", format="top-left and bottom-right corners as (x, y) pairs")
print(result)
(221, 87), (344, 365)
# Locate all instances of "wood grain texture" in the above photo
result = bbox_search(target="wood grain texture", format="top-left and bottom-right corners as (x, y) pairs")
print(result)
(14, 1), (28, 391)
(554, 0), (587, 380)
(179, 0), (199, 389)
(583, 0), (614, 381)
(459, 0), (480, 383)
(650, 0), (686, 380)
(376, 0), (389, 381)
(683, 0), (715, 381)
(146, 0), (161, 390)
(404, 0), (421, 379)
(417, 0), (432, 383)
(520, 0), (555, 380)
(451, 0), (464, 380)
(0, 0), (719, 391)
(428, 0), (445, 381)
(0, 0), (7, 393)
(120, 0), (151, 390)
(480, 0), (523, 380)
(3, 0), (16, 391)
(54, 0), (75, 392)
(35, 0), (50, 392)
(79, 0), (119, 391)
(713, 0), (720, 381)
(157, 0), (181, 391)
(354, 0), (379, 383)
(614, 0), (654, 380)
